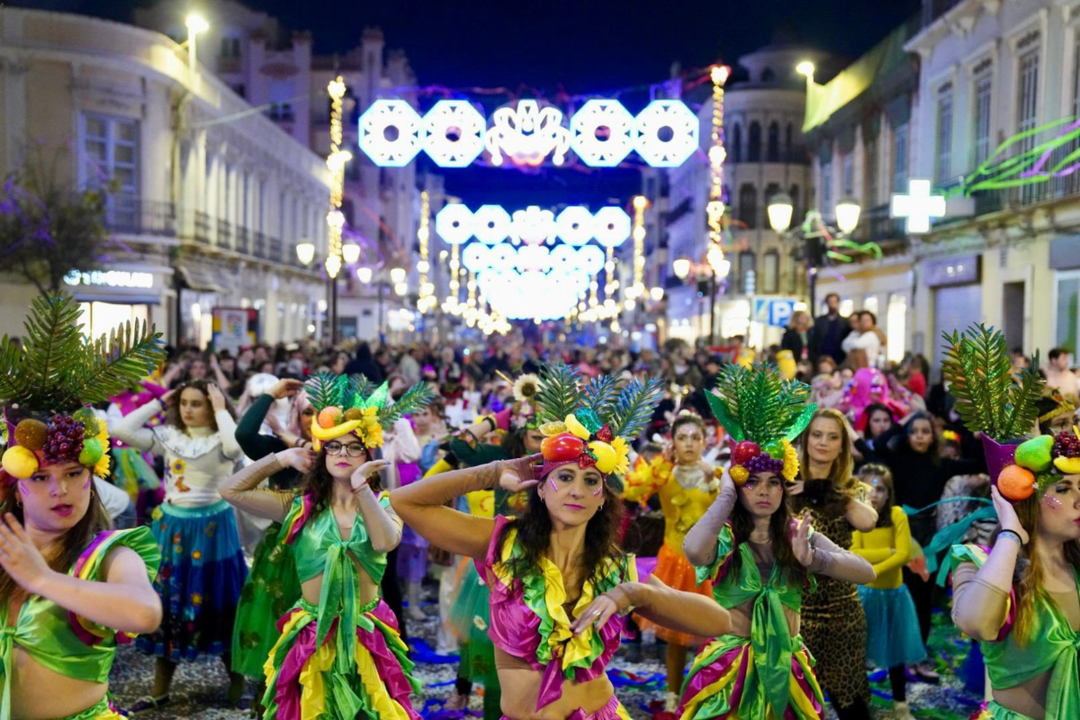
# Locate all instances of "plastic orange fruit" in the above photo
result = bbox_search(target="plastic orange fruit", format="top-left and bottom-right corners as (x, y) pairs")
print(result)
(997, 464), (1035, 501)
(317, 406), (342, 428)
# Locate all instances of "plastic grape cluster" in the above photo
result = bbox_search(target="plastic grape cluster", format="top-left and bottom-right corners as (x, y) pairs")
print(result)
(43, 415), (85, 464)
(746, 453), (784, 475)
(1052, 431), (1080, 459)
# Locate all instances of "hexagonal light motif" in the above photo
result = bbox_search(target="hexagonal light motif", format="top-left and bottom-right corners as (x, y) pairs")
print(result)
(592, 207), (633, 247)
(423, 100), (486, 168)
(555, 206), (595, 247)
(473, 205), (513, 245)
(358, 100), (423, 167)
(435, 203), (474, 245)
(570, 99), (635, 167)
(633, 100), (700, 167)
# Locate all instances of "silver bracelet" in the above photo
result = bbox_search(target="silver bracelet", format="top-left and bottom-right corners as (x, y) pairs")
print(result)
(997, 529), (1024, 546)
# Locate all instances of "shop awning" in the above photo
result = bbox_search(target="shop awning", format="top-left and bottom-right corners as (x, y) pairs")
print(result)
(177, 265), (226, 293)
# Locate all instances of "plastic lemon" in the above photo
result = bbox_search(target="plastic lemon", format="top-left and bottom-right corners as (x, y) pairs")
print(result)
(588, 441), (617, 474)
(564, 413), (591, 440)
(1053, 455), (1080, 475)
(2, 446), (39, 479)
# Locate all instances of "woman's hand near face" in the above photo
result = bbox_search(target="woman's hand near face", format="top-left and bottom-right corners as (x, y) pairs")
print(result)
(792, 514), (815, 566)
(0, 513), (55, 594)
(497, 455), (542, 493)
(351, 459), (389, 492)
(206, 383), (227, 412)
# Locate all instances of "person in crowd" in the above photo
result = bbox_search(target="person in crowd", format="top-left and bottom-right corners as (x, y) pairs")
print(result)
(106, 379), (167, 524)
(853, 402), (894, 469)
(345, 342), (385, 384)
(680, 362), (875, 719)
(851, 465), (925, 720)
(112, 380), (248, 712)
(782, 310), (812, 365)
(841, 311), (883, 369)
(810, 293), (850, 366)
(622, 413), (719, 711)
(219, 373), (433, 718)
(0, 295), (164, 719)
(391, 364), (732, 719)
(1044, 347), (1079, 402)
(792, 408), (879, 720)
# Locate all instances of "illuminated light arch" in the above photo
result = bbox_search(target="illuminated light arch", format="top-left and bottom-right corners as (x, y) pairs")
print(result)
(484, 100), (571, 167)
(357, 99), (423, 167)
(569, 99), (636, 167)
(434, 203), (475, 245)
(592, 206), (634, 248)
(633, 100), (700, 167)
(555, 206), (595, 247)
(422, 100), (486, 167)
(473, 205), (513, 245)
(511, 206), (556, 245)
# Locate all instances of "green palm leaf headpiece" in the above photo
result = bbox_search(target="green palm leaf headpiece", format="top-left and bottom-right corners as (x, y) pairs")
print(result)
(305, 372), (434, 450)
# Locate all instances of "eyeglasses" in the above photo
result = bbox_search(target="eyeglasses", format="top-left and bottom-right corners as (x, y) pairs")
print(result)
(323, 441), (367, 457)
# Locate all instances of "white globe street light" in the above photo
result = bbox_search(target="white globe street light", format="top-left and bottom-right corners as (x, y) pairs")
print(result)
(766, 193), (794, 234)
(295, 241), (315, 266)
(342, 243), (361, 265)
(390, 267), (407, 284)
(835, 196), (862, 235)
(672, 258), (691, 280)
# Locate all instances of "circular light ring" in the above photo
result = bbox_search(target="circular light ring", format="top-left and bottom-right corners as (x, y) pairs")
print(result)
(576, 245), (605, 273)
(592, 207), (632, 248)
(555, 206), (595, 246)
(461, 243), (491, 272)
(358, 99), (423, 167)
(435, 204), (475, 245)
(633, 100), (700, 168)
(423, 100), (486, 168)
(570, 99), (635, 167)
(473, 205), (513, 245)
(489, 242), (517, 273)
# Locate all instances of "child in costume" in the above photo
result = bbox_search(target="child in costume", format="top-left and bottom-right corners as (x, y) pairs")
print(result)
(392, 364), (732, 720)
(106, 379), (166, 524)
(680, 363), (875, 719)
(0, 294), (164, 719)
(219, 373), (433, 719)
(850, 464), (925, 720)
(940, 325), (1080, 720)
(112, 378), (249, 711)
(791, 408), (879, 718)
(622, 411), (719, 710)
(230, 378), (311, 701)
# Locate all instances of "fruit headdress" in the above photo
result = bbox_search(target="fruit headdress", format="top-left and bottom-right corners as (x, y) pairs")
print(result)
(940, 324), (1059, 501)
(304, 373), (434, 451)
(704, 362), (815, 485)
(0, 295), (164, 481)
(535, 364), (663, 485)
(509, 373), (541, 430)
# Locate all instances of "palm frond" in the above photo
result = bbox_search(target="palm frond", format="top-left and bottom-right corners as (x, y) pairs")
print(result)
(1006, 350), (1043, 438)
(707, 363), (812, 447)
(347, 375), (376, 404)
(582, 375), (621, 420)
(21, 294), (83, 400)
(304, 372), (340, 411)
(536, 363), (583, 423)
(0, 335), (27, 404)
(609, 376), (664, 439)
(378, 382), (435, 427)
(57, 319), (164, 408)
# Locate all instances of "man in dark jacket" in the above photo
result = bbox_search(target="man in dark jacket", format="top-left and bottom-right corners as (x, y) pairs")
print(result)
(809, 292), (851, 366)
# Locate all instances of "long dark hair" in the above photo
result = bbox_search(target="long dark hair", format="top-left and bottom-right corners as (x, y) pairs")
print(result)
(0, 468), (110, 603)
(898, 412), (939, 463)
(858, 463), (896, 528)
(499, 483), (626, 590)
(499, 427), (529, 460)
(165, 379), (236, 433)
(862, 403), (893, 441)
(727, 477), (802, 584)
(298, 444), (382, 516)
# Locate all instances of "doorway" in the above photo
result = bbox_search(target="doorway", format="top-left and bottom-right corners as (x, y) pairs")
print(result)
(1002, 281), (1026, 355)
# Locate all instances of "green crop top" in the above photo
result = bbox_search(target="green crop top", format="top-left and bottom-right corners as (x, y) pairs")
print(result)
(0, 527), (160, 718)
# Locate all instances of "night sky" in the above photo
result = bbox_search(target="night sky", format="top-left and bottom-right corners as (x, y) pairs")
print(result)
(16, 0), (921, 206)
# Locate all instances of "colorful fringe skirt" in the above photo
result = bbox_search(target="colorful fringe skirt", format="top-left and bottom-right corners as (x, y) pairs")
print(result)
(636, 543), (713, 646)
(970, 701), (1036, 720)
(858, 585), (927, 669)
(449, 559), (497, 679)
(232, 521), (302, 680)
(56, 697), (125, 720)
(109, 446), (162, 525)
(137, 500), (247, 660)
(262, 597), (421, 719)
(500, 694), (632, 720)
(678, 634), (824, 720)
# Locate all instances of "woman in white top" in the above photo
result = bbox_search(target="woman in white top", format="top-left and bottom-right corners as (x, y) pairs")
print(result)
(111, 379), (248, 713)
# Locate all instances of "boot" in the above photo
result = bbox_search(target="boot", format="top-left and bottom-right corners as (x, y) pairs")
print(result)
(405, 581), (426, 621)
(893, 700), (915, 719)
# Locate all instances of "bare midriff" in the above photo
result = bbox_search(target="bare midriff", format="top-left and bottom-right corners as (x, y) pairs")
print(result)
(300, 551), (380, 608)
(494, 647), (614, 720)
(10, 649), (107, 720)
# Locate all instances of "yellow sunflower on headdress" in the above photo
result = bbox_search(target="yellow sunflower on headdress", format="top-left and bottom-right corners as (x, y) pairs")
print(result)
(610, 436), (631, 477)
(93, 422), (111, 479)
(512, 374), (540, 403)
(781, 439), (799, 482)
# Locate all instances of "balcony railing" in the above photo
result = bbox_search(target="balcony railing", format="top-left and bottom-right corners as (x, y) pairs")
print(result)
(268, 236), (283, 263)
(235, 226), (250, 255)
(193, 211), (211, 244)
(217, 218), (232, 247)
(253, 231), (267, 258)
(102, 197), (176, 237)
(862, 203), (905, 242)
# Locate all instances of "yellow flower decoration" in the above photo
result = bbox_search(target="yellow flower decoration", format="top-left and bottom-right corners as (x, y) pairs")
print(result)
(730, 465), (750, 485)
(610, 436), (630, 477)
(781, 439), (799, 482)
(93, 422), (111, 478)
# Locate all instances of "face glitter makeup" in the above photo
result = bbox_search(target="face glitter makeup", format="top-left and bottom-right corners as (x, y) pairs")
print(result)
(83, 476), (92, 490)
(549, 477), (558, 493)
(17, 481), (29, 496)
(592, 485), (603, 498)
(1043, 494), (1063, 510)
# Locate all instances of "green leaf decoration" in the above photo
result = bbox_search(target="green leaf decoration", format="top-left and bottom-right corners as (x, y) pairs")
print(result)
(0, 294), (164, 412)
(536, 363), (583, 423)
(609, 376), (664, 439)
(347, 375), (377, 405)
(362, 382), (390, 412)
(303, 373), (340, 412)
(784, 402), (818, 442)
(575, 408), (603, 434)
(941, 324), (1043, 440)
(706, 363), (813, 448)
(377, 382), (435, 427)
(582, 375), (621, 419)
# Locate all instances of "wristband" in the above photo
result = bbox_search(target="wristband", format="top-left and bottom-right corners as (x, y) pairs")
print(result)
(997, 529), (1025, 546)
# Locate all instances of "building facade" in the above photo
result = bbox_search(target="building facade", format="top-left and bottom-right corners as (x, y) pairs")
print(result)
(647, 42), (818, 348)
(0, 7), (331, 346)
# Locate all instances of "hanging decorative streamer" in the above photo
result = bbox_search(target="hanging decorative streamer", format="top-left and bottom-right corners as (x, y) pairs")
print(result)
(705, 66), (730, 279)
(631, 195), (647, 299)
(963, 115), (1080, 192)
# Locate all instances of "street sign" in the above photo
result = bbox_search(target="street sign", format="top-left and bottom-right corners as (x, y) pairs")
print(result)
(752, 297), (797, 327)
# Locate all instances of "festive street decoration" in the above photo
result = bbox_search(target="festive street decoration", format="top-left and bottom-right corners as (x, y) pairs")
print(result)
(434, 204), (631, 247)
(416, 190), (436, 314)
(356, 98), (701, 169)
(963, 115), (1080, 191)
(890, 178), (946, 234)
(325, 76), (352, 279)
(706, 66), (730, 280)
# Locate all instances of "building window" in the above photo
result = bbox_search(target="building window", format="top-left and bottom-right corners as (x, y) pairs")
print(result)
(738, 251), (756, 294)
(865, 136), (879, 207)
(762, 250), (780, 293)
(789, 184), (801, 221)
(1017, 47), (1039, 152)
(785, 123), (794, 161)
(731, 123), (742, 163)
(1057, 272), (1080, 352)
(821, 162), (833, 210)
(892, 124), (909, 192)
(738, 183), (757, 228)
(886, 293), (908, 362)
(268, 79), (295, 122)
(842, 153), (854, 195)
(936, 83), (953, 183)
(767, 122), (780, 162)
(81, 114), (138, 227)
(748, 122), (762, 162)
(974, 70), (992, 167)
(220, 36), (241, 59)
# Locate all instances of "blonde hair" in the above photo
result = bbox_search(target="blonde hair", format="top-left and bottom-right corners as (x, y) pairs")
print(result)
(798, 408), (857, 492)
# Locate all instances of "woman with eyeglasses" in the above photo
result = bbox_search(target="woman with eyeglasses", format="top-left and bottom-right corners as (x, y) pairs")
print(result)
(110, 379), (248, 713)
(219, 373), (433, 719)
